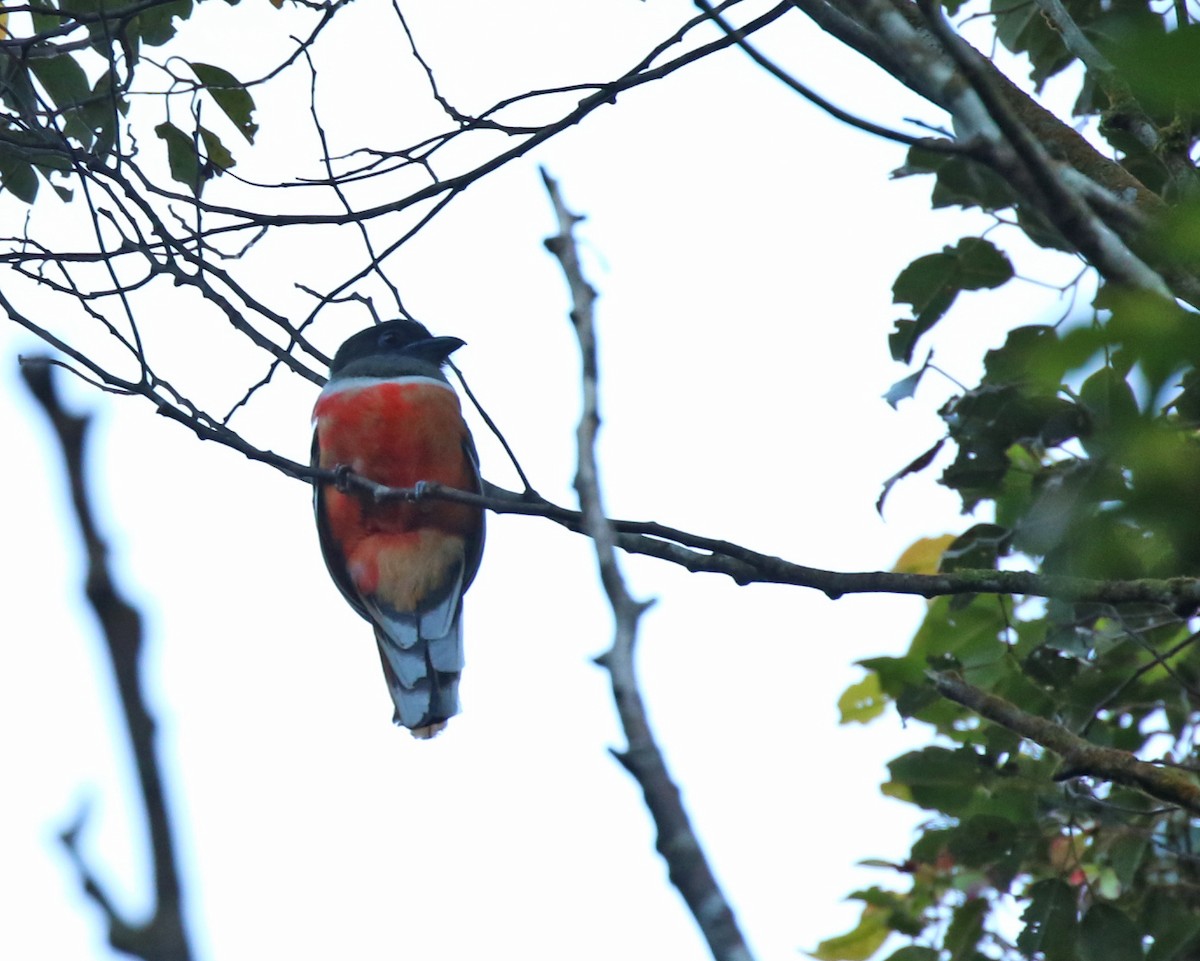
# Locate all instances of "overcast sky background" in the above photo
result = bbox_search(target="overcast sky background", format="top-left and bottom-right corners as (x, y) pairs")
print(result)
(0, 2), (1083, 959)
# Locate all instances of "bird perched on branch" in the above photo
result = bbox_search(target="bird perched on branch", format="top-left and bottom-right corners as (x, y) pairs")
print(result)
(312, 319), (485, 738)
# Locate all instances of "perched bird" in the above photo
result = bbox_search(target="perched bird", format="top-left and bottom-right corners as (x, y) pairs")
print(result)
(311, 319), (485, 738)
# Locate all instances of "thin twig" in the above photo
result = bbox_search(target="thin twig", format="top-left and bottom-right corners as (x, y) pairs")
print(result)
(447, 359), (535, 494)
(540, 167), (756, 961)
(695, 0), (965, 151)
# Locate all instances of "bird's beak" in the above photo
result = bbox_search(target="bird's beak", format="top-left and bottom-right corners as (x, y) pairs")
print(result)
(407, 336), (466, 364)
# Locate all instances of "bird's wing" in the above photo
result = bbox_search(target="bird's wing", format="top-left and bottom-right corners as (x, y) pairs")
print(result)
(459, 432), (486, 593)
(311, 428), (372, 624)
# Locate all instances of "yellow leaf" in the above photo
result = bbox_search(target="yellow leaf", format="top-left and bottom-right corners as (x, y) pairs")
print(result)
(0, 5), (9, 40)
(892, 534), (955, 575)
(838, 672), (887, 725)
(810, 905), (890, 961)
(880, 780), (913, 803)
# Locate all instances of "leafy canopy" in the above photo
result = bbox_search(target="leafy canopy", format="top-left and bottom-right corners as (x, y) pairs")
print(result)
(822, 1), (1200, 958)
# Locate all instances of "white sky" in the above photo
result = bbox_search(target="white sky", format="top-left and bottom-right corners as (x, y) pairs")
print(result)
(0, 2), (1084, 959)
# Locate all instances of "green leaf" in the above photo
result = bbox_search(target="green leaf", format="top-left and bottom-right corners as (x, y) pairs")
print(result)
(887, 746), (980, 814)
(891, 239), (1013, 362)
(0, 55), (42, 116)
(883, 368), (927, 409)
(1146, 196), (1200, 280)
(948, 238), (1014, 290)
(839, 672), (887, 725)
(894, 681), (941, 722)
(893, 254), (958, 323)
(155, 121), (201, 192)
(1080, 904), (1144, 961)
(191, 62), (258, 143)
(859, 655), (926, 692)
(883, 945), (936, 959)
(1144, 896), (1200, 961)
(945, 897), (987, 960)
(1078, 367), (1139, 458)
(29, 53), (90, 111)
(82, 71), (128, 160)
(199, 125), (235, 172)
(1099, 18), (1200, 116)
(1101, 287), (1200, 395)
(940, 386), (1087, 512)
(1015, 204), (1072, 251)
(940, 524), (1010, 573)
(884, 950), (938, 961)
(947, 815), (1017, 867)
(1105, 832), (1148, 891)
(893, 144), (948, 179)
(877, 440), (945, 516)
(982, 325), (1066, 390)
(991, 0), (1075, 87)
(1018, 879), (1078, 961)
(31, 2), (62, 34)
(889, 320), (918, 364)
(130, 0), (193, 46)
(0, 147), (39, 203)
(931, 155), (1016, 212)
(908, 595), (1006, 669)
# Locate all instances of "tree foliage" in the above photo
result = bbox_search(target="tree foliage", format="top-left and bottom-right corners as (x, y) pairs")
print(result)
(822, 2), (1200, 959)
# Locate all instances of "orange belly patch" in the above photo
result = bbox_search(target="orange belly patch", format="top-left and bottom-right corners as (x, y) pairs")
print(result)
(347, 529), (466, 610)
(314, 378), (478, 609)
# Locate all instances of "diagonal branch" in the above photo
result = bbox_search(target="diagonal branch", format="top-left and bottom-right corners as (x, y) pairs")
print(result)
(21, 357), (194, 961)
(929, 671), (1200, 813)
(911, 0), (1171, 298)
(695, 0), (964, 151)
(541, 168), (756, 961)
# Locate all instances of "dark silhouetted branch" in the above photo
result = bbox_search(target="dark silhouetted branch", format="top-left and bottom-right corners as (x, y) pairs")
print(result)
(314, 468), (1200, 610)
(22, 357), (194, 961)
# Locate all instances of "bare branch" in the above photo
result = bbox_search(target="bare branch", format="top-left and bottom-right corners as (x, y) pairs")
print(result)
(309, 469), (1200, 610)
(21, 357), (194, 961)
(542, 168), (755, 961)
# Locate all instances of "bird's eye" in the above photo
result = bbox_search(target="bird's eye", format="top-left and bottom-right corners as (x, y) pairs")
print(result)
(379, 331), (399, 347)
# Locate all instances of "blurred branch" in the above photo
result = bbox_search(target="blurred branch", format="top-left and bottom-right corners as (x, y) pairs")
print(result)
(929, 671), (1200, 814)
(21, 357), (194, 961)
(541, 168), (755, 961)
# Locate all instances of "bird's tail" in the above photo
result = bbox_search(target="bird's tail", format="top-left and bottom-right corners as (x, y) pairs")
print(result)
(373, 612), (464, 738)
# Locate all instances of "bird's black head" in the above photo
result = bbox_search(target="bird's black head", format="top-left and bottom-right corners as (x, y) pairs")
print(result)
(329, 319), (466, 378)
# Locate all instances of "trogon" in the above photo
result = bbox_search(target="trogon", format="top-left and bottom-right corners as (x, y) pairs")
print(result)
(311, 319), (485, 738)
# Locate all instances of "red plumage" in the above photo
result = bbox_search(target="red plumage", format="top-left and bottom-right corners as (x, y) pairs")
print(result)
(312, 322), (484, 737)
